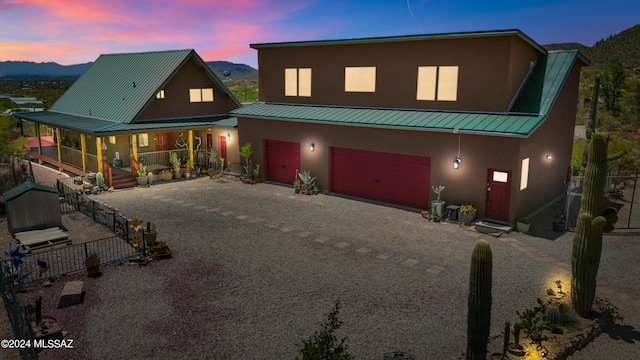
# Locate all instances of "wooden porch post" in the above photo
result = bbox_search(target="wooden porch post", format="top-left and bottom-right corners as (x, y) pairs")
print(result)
(80, 133), (87, 171)
(188, 130), (194, 169)
(131, 134), (138, 162)
(55, 128), (62, 172)
(96, 137), (104, 173)
(34, 123), (43, 164)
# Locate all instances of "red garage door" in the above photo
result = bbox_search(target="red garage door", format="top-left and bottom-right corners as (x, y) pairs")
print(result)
(331, 147), (431, 209)
(266, 140), (300, 184)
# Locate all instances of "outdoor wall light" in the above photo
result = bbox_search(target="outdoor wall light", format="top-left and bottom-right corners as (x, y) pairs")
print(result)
(226, 133), (231, 141)
(453, 157), (461, 169)
(309, 142), (315, 152)
(555, 280), (563, 294)
(546, 154), (552, 161)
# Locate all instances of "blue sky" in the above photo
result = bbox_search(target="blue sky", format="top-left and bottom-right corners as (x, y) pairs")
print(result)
(0, 0), (637, 68)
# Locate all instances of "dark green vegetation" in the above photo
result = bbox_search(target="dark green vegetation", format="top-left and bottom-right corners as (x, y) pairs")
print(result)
(548, 24), (640, 175)
(296, 301), (353, 360)
(466, 239), (492, 360)
(572, 133), (618, 316)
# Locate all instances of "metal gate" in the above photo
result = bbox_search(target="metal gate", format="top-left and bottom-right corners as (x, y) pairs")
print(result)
(566, 169), (639, 230)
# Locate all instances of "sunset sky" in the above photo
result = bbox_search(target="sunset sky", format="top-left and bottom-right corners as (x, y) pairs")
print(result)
(1, 0), (638, 68)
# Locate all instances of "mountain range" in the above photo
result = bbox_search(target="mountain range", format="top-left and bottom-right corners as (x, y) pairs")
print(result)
(1, 24), (638, 79)
(0, 59), (258, 81)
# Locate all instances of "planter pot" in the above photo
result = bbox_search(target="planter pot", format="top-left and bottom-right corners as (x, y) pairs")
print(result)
(553, 221), (565, 232)
(184, 172), (191, 179)
(86, 265), (101, 277)
(136, 177), (147, 186)
(113, 159), (122, 168)
(144, 230), (157, 246)
(461, 212), (477, 226)
(430, 200), (445, 219)
(517, 221), (531, 233)
(173, 170), (182, 180)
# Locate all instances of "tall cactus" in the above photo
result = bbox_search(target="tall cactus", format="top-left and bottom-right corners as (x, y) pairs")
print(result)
(466, 239), (493, 360)
(571, 133), (617, 316)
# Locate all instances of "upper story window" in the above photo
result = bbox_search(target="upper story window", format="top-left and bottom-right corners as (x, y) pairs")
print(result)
(345, 66), (376, 92)
(189, 88), (214, 102)
(416, 66), (459, 101)
(156, 90), (165, 99)
(285, 68), (312, 97)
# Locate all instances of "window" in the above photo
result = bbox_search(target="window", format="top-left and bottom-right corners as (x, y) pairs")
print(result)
(416, 66), (459, 101)
(138, 133), (149, 147)
(493, 171), (509, 183)
(345, 67), (376, 92)
(520, 158), (530, 190)
(156, 90), (165, 99)
(108, 136), (116, 144)
(189, 88), (214, 102)
(284, 68), (312, 97)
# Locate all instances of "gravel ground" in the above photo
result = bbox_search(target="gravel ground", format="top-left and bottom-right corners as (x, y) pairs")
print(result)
(2, 174), (639, 359)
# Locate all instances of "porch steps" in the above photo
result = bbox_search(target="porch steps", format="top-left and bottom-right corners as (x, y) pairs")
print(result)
(110, 167), (138, 189)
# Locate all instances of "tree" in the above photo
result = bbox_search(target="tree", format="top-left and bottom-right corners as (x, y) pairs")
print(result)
(600, 58), (626, 116)
(0, 115), (27, 165)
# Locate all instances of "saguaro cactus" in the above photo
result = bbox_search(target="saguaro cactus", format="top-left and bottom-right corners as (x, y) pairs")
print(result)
(571, 133), (617, 316)
(466, 239), (493, 360)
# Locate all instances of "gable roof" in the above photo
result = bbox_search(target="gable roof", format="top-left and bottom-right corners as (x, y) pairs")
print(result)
(50, 49), (240, 122)
(232, 50), (585, 138)
(2, 181), (59, 202)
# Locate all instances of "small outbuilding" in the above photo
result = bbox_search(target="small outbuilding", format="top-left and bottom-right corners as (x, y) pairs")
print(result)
(2, 181), (63, 236)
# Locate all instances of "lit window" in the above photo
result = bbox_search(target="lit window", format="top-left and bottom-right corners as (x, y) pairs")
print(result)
(156, 90), (165, 99)
(416, 65), (459, 101)
(189, 88), (214, 102)
(345, 67), (376, 92)
(520, 158), (530, 190)
(493, 171), (509, 183)
(285, 68), (312, 97)
(138, 133), (149, 147)
(109, 136), (116, 144)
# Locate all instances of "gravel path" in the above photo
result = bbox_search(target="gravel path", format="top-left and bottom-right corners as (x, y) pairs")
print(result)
(2, 174), (639, 359)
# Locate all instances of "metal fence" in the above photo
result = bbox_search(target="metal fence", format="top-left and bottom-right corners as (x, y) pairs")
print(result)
(566, 170), (639, 230)
(11, 235), (139, 285)
(0, 264), (38, 360)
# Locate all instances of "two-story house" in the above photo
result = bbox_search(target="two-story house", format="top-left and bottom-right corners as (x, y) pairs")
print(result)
(232, 29), (589, 223)
(15, 49), (241, 188)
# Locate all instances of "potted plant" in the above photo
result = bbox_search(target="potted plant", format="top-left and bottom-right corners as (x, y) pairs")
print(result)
(430, 185), (445, 219)
(460, 204), (477, 226)
(208, 149), (219, 176)
(184, 158), (194, 179)
(240, 142), (255, 182)
(112, 152), (122, 168)
(169, 152), (182, 179)
(136, 165), (148, 186)
(295, 170), (319, 195)
(151, 240), (169, 255)
(85, 253), (101, 277)
(552, 214), (565, 232)
(144, 222), (157, 246)
(517, 218), (531, 233)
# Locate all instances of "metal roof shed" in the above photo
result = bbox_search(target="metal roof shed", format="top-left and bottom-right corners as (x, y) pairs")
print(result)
(2, 182), (63, 236)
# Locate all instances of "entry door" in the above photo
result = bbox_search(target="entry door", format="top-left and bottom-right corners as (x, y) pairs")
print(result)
(155, 133), (168, 151)
(219, 136), (227, 169)
(485, 168), (511, 221)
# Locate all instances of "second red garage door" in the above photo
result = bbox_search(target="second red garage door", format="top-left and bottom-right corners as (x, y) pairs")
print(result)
(331, 147), (431, 209)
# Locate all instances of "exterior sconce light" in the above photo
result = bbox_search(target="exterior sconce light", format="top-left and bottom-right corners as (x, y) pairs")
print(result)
(226, 133), (231, 141)
(546, 154), (552, 161)
(309, 142), (315, 152)
(453, 157), (461, 169)
(555, 280), (563, 294)
(453, 128), (461, 169)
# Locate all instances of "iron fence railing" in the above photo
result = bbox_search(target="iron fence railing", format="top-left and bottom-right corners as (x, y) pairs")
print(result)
(10, 235), (139, 285)
(0, 264), (38, 360)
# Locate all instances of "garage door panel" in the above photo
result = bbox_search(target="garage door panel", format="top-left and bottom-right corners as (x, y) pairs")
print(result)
(266, 140), (300, 184)
(332, 147), (430, 209)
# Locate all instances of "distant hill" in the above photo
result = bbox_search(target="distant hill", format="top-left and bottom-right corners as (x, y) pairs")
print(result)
(206, 61), (258, 81)
(544, 24), (640, 68)
(0, 61), (92, 77)
(0, 59), (258, 81)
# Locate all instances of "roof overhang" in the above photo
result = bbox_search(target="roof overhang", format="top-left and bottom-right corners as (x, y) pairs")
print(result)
(14, 111), (237, 136)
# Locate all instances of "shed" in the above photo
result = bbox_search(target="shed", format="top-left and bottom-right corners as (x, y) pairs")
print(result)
(2, 181), (63, 236)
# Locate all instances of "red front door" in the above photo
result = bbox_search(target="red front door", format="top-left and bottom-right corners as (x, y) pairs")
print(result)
(266, 140), (300, 184)
(485, 168), (511, 221)
(219, 136), (227, 169)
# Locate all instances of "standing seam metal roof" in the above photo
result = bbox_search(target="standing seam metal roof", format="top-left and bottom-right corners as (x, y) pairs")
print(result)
(232, 50), (582, 137)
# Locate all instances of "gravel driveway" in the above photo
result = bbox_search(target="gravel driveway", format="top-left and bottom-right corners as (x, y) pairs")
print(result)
(4, 175), (640, 359)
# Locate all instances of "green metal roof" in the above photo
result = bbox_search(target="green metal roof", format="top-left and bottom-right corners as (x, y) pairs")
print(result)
(233, 50), (582, 137)
(2, 181), (59, 202)
(16, 111), (236, 135)
(251, 29), (547, 54)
